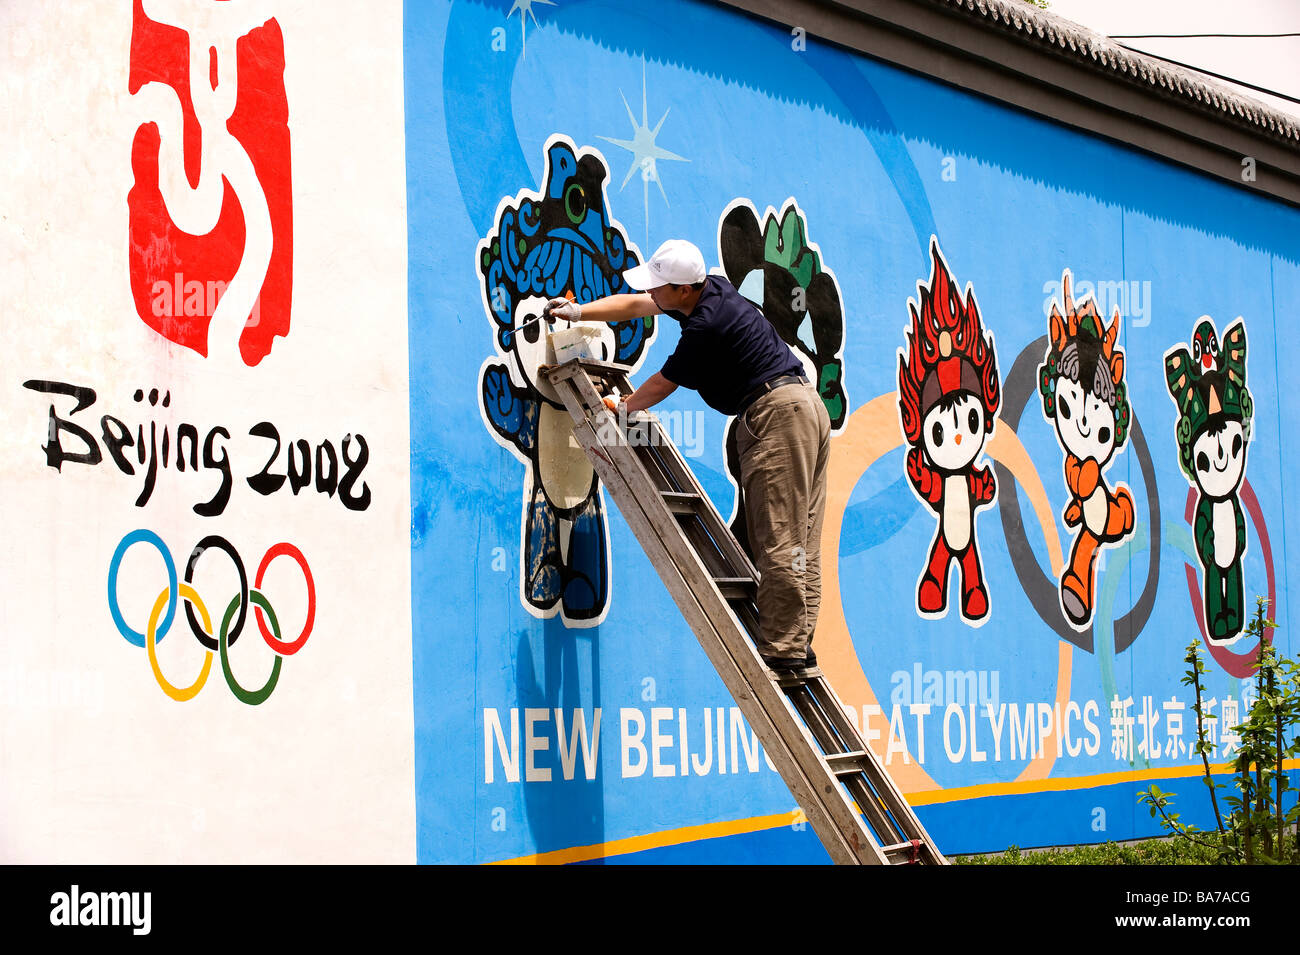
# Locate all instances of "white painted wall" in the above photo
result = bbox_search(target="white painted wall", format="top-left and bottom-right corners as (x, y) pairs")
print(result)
(0, 0), (414, 862)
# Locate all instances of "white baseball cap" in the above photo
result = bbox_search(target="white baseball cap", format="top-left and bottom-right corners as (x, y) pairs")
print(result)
(622, 239), (707, 290)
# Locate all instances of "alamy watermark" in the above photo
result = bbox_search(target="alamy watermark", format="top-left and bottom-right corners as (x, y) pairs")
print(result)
(50, 885), (151, 935)
(595, 406), (706, 459)
(1042, 276), (1150, 328)
(150, 272), (261, 326)
(891, 664), (1001, 708)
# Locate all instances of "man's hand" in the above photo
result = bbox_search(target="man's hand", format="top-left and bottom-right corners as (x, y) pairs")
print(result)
(602, 394), (624, 414)
(545, 297), (582, 322)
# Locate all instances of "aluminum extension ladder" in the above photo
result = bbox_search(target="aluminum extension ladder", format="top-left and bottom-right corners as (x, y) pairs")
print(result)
(544, 357), (948, 865)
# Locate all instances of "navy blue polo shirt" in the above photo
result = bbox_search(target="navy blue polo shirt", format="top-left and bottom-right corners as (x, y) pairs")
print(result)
(659, 276), (803, 415)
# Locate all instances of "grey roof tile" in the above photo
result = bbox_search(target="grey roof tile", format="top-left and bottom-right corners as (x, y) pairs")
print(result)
(922, 0), (1300, 144)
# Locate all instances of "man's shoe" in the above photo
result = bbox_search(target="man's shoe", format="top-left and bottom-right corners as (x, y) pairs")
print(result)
(762, 654), (809, 672)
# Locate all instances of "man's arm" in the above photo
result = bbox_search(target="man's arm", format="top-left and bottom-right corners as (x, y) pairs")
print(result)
(626, 372), (678, 413)
(548, 293), (657, 324)
(603, 372), (679, 414)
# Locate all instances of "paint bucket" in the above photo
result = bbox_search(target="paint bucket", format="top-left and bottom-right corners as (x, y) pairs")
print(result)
(548, 325), (605, 364)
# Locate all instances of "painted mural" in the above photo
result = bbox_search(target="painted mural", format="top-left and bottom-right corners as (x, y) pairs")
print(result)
(408, 0), (1298, 865)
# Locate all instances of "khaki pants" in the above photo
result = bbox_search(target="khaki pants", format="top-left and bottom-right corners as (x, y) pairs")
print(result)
(734, 382), (831, 659)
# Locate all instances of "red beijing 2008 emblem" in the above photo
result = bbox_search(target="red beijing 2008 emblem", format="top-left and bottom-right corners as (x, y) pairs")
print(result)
(127, 0), (292, 365)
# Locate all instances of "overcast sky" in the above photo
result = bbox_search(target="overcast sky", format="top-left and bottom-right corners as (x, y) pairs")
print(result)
(1043, 0), (1300, 122)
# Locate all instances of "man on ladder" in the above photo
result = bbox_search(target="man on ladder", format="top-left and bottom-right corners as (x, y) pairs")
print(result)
(547, 239), (831, 673)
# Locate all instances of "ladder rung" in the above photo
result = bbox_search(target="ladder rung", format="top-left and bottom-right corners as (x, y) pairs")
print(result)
(881, 840), (926, 865)
(569, 358), (628, 381)
(712, 576), (756, 598)
(771, 665), (821, 688)
(661, 491), (703, 515)
(823, 750), (870, 775)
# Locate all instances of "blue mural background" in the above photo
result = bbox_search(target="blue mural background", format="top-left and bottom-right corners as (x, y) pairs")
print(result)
(406, 0), (1299, 863)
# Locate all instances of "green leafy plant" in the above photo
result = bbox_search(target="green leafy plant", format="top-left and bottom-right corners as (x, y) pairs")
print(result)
(956, 838), (1220, 865)
(1138, 598), (1300, 864)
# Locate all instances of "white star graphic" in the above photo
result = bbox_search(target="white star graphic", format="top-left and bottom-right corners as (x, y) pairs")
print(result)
(508, 0), (555, 59)
(599, 61), (689, 246)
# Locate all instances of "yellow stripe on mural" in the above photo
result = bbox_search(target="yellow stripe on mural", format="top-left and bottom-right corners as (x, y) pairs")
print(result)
(907, 757), (1300, 805)
(490, 811), (796, 865)
(489, 758), (1300, 864)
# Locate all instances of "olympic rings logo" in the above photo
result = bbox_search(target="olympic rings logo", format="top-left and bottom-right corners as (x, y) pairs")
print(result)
(107, 530), (316, 704)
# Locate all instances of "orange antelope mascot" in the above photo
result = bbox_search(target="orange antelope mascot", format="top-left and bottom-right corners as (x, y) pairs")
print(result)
(1037, 271), (1135, 629)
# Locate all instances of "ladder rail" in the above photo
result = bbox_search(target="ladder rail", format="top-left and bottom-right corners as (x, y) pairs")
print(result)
(778, 669), (948, 860)
(564, 361), (765, 623)
(551, 363), (884, 863)
(581, 358), (760, 586)
(805, 674), (949, 864)
(565, 415), (884, 864)
(784, 684), (905, 843)
(633, 426), (761, 584)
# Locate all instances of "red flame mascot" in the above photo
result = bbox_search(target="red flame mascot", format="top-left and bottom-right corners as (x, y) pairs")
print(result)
(898, 240), (1001, 623)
